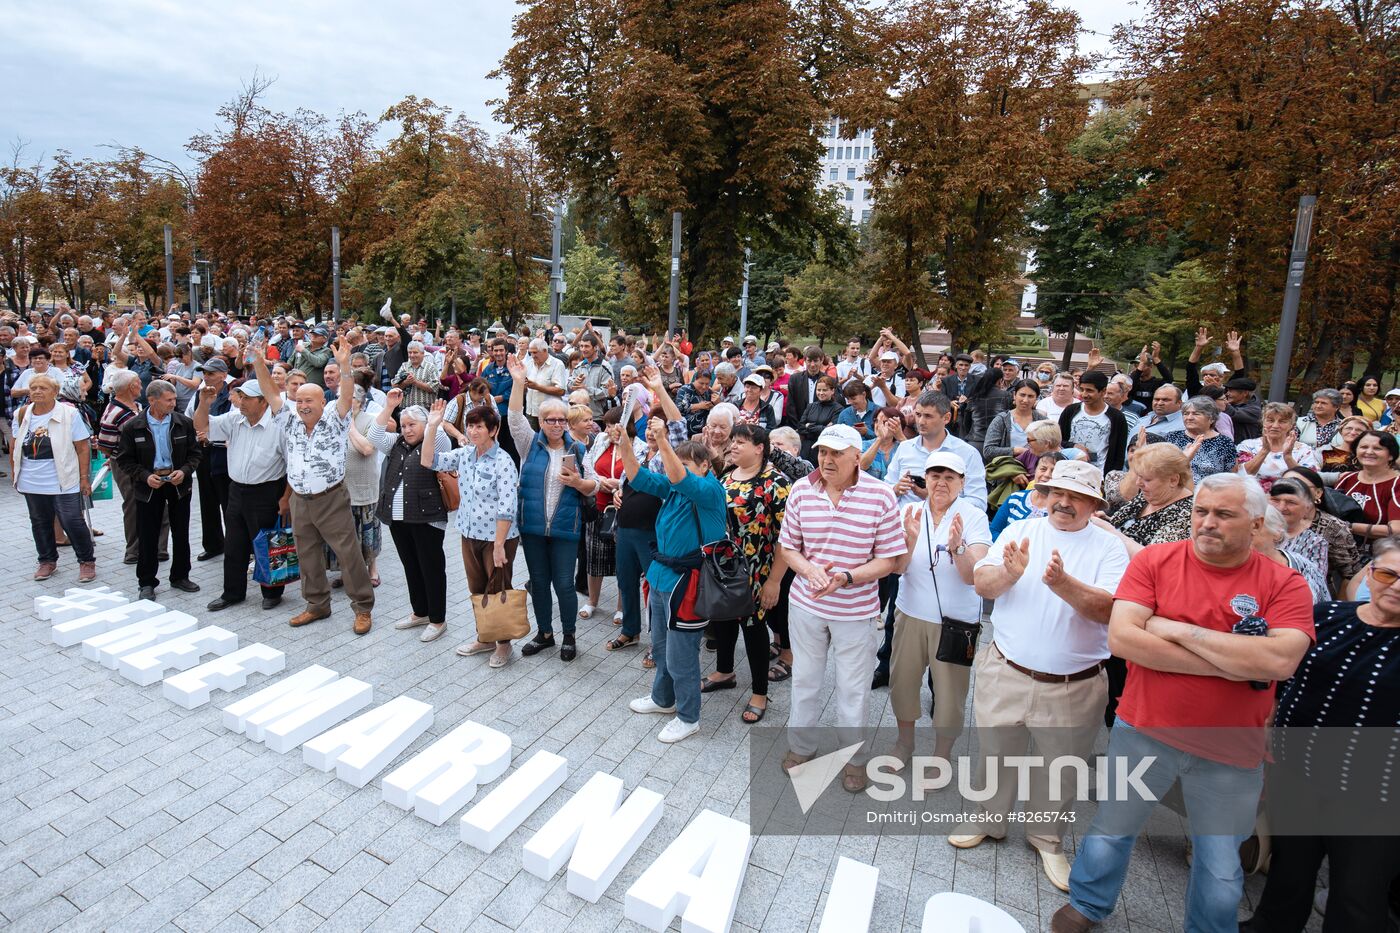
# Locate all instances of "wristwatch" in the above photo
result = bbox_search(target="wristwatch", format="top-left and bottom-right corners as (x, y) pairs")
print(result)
(951, 544), (968, 556)
(840, 570), (855, 588)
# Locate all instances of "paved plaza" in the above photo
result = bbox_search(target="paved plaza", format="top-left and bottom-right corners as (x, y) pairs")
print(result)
(0, 487), (1305, 932)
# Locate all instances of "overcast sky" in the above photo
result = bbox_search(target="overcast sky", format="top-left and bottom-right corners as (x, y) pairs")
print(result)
(2, 0), (1139, 169)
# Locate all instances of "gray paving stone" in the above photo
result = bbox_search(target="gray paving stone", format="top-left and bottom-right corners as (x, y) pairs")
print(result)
(318, 889), (391, 931)
(7, 895), (79, 933)
(303, 849), (389, 917)
(366, 881), (447, 931)
(239, 861), (331, 927)
(250, 820), (335, 882)
(424, 874), (507, 933)
(190, 829), (280, 891)
(171, 867), (269, 933)
(105, 876), (210, 933)
(63, 843), (164, 910)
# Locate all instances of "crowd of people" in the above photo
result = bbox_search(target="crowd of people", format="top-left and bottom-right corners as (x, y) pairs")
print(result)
(5, 302), (1399, 931)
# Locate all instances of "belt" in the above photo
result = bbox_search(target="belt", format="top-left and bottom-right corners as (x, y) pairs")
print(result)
(294, 480), (343, 500)
(994, 643), (1104, 683)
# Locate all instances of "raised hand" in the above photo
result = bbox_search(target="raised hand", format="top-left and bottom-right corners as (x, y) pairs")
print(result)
(1151, 341), (1162, 363)
(1195, 327), (1211, 348)
(1003, 538), (1031, 580)
(1087, 347), (1103, 369)
(641, 364), (665, 394)
(1225, 331), (1242, 353)
(1043, 548), (1066, 588)
(902, 503), (922, 540)
(427, 398), (446, 428)
(506, 354), (524, 377)
(947, 513), (964, 551)
(385, 387), (404, 410)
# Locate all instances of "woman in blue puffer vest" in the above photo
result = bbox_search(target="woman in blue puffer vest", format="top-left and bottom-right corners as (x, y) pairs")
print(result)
(504, 353), (595, 661)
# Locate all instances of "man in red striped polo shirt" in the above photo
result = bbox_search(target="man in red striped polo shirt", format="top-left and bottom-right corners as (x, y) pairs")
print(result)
(779, 423), (906, 792)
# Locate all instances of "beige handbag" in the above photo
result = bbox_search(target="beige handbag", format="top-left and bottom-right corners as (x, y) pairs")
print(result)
(473, 566), (530, 642)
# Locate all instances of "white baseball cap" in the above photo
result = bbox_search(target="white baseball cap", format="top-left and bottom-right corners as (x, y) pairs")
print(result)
(814, 424), (863, 452)
(923, 450), (965, 475)
(880, 350), (900, 362)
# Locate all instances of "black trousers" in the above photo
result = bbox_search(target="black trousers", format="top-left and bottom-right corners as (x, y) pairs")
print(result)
(389, 522), (447, 624)
(195, 456), (230, 554)
(137, 484), (192, 588)
(1246, 833), (1400, 932)
(713, 617), (770, 696)
(223, 478), (287, 602)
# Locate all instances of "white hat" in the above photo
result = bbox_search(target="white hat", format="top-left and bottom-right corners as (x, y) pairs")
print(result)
(234, 381), (263, 398)
(923, 450), (965, 475)
(1200, 362), (1230, 376)
(880, 350), (900, 362)
(814, 424), (863, 452)
(1035, 459), (1106, 505)
(722, 336), (736, 345)
(742, 373), (766, 388)
(1387, 388), (1400, 399)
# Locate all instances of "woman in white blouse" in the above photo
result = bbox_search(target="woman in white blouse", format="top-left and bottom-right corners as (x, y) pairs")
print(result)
(885, 450), (992, 767)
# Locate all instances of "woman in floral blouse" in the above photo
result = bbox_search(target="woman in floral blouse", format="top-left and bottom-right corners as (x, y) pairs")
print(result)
(703, 423), (790, 724)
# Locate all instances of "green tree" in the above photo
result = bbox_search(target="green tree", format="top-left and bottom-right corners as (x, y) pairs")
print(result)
(1102, 259), (1219, 366)
(781, 256), (866, 348)
(494, 0), (851, 344)
(1031, 107), (1179, 368)
(560, 240), (624, 321)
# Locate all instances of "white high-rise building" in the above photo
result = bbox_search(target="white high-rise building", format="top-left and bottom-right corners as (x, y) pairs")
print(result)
(817, 116), (875, 225)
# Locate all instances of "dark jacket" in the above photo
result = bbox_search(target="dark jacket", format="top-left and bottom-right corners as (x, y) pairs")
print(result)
(377, 438), (447, 525)
(782, 371), (820, 430)
(114, 410), (203, 502)
(1226, 396), (1263, 442)
(1057, 402), (1129, 473)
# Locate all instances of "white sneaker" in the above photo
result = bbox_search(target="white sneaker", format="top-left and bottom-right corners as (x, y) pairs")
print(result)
(489, 647), (514, 669)
(629, 696), (676, 715)
(419, 623), (446, 643)
(657, 717), (700, 744)
(394, 615), (429, 630)
(1036, 847), (1071, 892)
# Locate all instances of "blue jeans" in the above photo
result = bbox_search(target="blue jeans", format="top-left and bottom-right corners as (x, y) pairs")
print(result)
(1069, 721), (1263, 933)
(648, 584), (703, 724)
(614, 528), (654, 639)
(25, 492), (96, 564)
(520, 533), (579, 636)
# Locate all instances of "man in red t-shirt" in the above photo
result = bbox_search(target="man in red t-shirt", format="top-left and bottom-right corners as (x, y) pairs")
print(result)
(1053, 472), (1313, 933)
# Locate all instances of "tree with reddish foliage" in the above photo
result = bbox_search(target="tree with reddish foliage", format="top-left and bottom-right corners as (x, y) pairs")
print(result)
(839, 0), (1088, 359)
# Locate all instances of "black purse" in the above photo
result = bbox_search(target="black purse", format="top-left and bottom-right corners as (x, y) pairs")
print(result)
(923, 508), (982, 667)
(596, 506), (618, 541)
(689, 506), (755, 623)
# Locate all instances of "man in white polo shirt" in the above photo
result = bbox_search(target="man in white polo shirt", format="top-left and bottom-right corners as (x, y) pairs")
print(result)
(949, 459), (1129, 891)
(779, 424), (906, 792)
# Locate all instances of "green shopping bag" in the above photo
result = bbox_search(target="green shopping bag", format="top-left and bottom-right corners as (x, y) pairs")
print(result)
(89, 454), (114, 501)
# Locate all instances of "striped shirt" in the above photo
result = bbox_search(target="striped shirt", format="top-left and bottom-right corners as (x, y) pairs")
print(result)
(780, 471), (906, 616)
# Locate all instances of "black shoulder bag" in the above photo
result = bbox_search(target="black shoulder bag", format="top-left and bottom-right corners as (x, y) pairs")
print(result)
(927, 507), (982, 666)
(689, 503), (755, 623)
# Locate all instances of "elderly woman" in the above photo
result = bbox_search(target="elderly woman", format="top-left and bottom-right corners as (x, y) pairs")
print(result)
(1319, 414), (1370, 473)
(1240, 536), (1400, 933)
(1278, 467), (1365, 589)
(703, 424), (791, 724)
(425, 398), (520, 667)
(392, 340), (440, 410)
(1333, 430), (1400, 549)
(1099, 443), (1195, 556)
(578, 405), (635, 624)
(1266, 479), (1331, 601)
(886, 450), (992, 766)
(1252, 506), (1329, 604)
(990, 451), (1063, 537)
(702, 401), (739, 459)
(654, 344), (684, 396)
(11, 373), (96, 582)
(735, 373), (778, 429)
(1020, 418), (1065, 475)
(504, 354), (593, 661)
(367, 389), (452, 641)
(1159, 396), (1239, 481)
(768, 426), (803, 461)
(1236, 401), (1321, 490)
(983, 379), (1045, 461)
(1297, 388), (1345, 447)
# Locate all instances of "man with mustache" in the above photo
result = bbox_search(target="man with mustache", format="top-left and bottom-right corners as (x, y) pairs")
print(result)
(949, 459), (1130, 894)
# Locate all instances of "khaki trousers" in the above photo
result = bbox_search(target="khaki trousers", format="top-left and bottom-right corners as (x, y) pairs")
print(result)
(289, 483), (374, 616)
(889, 608), (972, 736)
(113, 462), (167, 562)
(958, 643), (1106, 853)
(461, 536), (519, 645)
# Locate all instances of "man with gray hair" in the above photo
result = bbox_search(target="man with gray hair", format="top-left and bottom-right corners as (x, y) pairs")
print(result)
(1053, 472), (1314, 933)
(113, 379), (204, 600)
(523, 337), (567, 427)
(393, 340), (440, 410)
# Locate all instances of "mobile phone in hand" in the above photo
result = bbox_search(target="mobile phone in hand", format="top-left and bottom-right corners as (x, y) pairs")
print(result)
(561, 454), (577, 472)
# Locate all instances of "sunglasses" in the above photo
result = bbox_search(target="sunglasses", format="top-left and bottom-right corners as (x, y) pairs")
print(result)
(1370, 565), (1400, 588)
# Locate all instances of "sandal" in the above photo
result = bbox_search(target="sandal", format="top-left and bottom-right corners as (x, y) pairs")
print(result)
(768, 658), (792, 683)
(782, 751), (812, 773)
(741, 702), (767, 723)
(700, 677), (736, 694)
(606, 634), (638, 651)
(642, 649), (655, 669)
(841, 764), (868, 793)
(769, 642), (781, 661)
(578, 603), (595, 619)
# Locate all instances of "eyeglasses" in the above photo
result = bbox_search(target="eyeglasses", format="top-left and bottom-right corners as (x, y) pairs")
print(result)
(927, 543), (950, 571)
(1369, 565), (1400, 588)
(541, 418), (568, 426)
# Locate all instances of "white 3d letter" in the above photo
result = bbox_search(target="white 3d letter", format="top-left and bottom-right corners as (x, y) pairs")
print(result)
(303, 696), (434, 788)
(381, 720), (512, 825)
(52, 599), (164, 647)
(920, 892), (1025, 932)
(459, 750), (568, 853)
(82, 611), (198, 667)
(522, 771), (664, 903)
(163, 644), (286, 709)
(624, 809), (752, 933)
(817, 857), (880, 933)
(118, 626), (238, 686)
(35, 586), (124, 622)
(220, 665), (372, 753)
